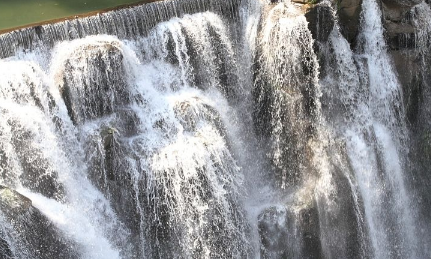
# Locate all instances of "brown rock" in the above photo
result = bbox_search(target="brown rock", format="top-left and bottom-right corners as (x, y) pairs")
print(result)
(337, 0), (362, 45)
(305, 4), (335, 42)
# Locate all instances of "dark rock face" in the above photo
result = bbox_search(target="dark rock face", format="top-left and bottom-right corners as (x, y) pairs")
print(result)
(337, 0), (363, 45)
(316, 150), (370, 259)
(59, 41), (130, 125)
(305, 4), (335, 43)
(0, 186), (80, 259)
(258, 207), (291, 258)
(0, 117), (65, 201)
(81, 113), (143, 257)
(81, 89), (249, 258)
(0, 231), (13, 259)
(298, 203), (323, 259)
(86, 125), (140, 221)
(258, 206), (301, 258)
(382, 0), (422, 7)
(258, 202), (323, 259)
(59, 40), (143, 257)
(382, 2), (416, 50)
(379, 0), (427, 136)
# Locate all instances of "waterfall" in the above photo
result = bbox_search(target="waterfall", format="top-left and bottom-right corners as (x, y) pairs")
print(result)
(0, 0), (240, 59)
(0, 0), (430, 258)
(353, 0), (419, 257)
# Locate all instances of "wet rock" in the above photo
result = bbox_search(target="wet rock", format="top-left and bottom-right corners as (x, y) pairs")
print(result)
(0, 186), (80, 259)
(258, 202), (323, 259)
(382, 2), (427, 137)
(253, 74), (317, 187)
(258, 206), (292, 258)
(316, 145), (370, 259)
(382, 2), (416, 50)
(4, 118), (65, 201)
(297, 202), (322, 259)
(305, 4), (335, 42)
(387, 32), (416, 50)
(400, 6), (431, 239)
(116, 108), (140, 137)
(0, 185), (32, 216)
(390, 50), (423, 122)
(253, 3), (319, 188)
(85, 123), (140, 214)
(382, 0), (422, 8)
(126, 97), (249, 257)
(100, 127), (121, 183)
(174, 98), (225, 135)
(59, 40), (130, 124)
(178, 23), (240, 101)
(0, 230), (13, 259)
(336, 0), (362, 46)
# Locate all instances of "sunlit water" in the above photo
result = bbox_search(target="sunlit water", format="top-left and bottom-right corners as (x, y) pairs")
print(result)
(0, 0), (430, 258)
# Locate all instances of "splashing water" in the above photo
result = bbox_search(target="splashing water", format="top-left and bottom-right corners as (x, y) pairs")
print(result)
(0, 0), (430, 258)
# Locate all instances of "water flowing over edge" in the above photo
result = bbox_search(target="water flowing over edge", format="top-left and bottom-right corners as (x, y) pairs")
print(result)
(0, 0), (430, 258)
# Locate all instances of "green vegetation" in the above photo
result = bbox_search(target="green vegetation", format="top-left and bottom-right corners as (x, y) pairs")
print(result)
(0, 0), (151, 32)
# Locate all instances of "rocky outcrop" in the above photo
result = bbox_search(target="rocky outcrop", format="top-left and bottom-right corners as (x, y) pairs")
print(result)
(0, 230), (13, 259)
(0, 185), (79, 259)
(254, 1), (321, 188)
(266, 1), (336, 44)
(337, 0), (362, 45)
(258, 200), (322, 258)
(305, 4), (335, 43)
(382, 1), (417, 51)
(174, 98), (226, 134)
(0, 186), (32, 216)
(1, 117), (65, 201)
(83, 120), (143, 257)
(382, 0), (422, 7)
(59, 40), (130, 125)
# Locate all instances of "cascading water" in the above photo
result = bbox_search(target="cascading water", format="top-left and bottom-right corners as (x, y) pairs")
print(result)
(0, 0), (430, 258)
(254, 0), (321, 189)
(338, 0), (420, 257)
